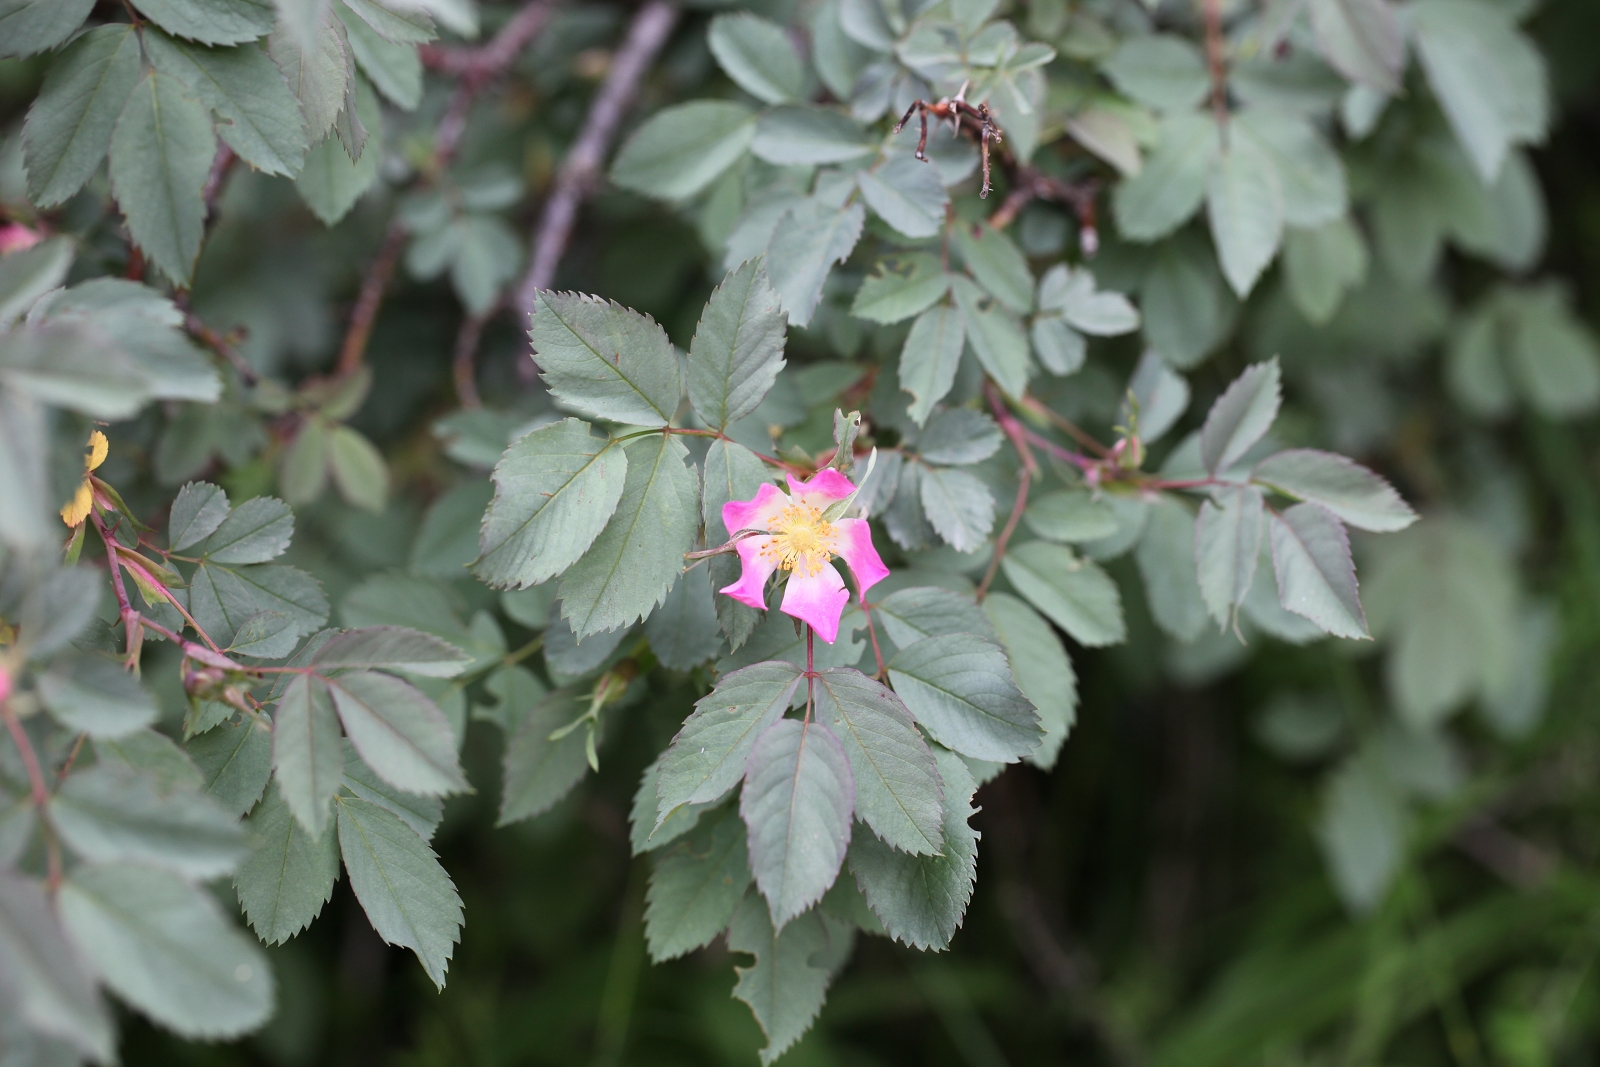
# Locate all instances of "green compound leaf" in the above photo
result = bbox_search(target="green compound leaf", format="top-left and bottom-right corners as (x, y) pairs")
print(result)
(1195, 484), (1265, 627)
(688, 259), (788, 431)
(474, 418), (628, 589)
(58, 862), (274, 1039)
(644, 805), (752, 962)
(311, 626), (472, 677)
(848, 746), (978, 950)
(610, 100), (756, 202)
(1101, 34), (1209, 112)
(1199, 357), (1281, 475)
(1252, 449), (1417, 533)
(0, 0), (96, 59)
(558, 432), (699, 639)
(130, 0), (275, 45)
(982, 592), (1076, 770)
(751, 106), (874, 165)
(1000, 541), (1127, 647)
(874, 585), (994, 649)
(50, 765), (248, 880)
(498, 688), (597, 825)
(336, 796), (462, 990)
(197, 495), (293, 564)
(1113, 111), (1220, 242)
(656, 660), (803, 829)
(740, 718), (855, 929)
(852, 252), (950, 325)
(185, 717), (272, 817)
(1268, 502), (1368, 639)
(814, 668), (945, 856)
(765, 198), (866, 327)
(729, 890), (852, 1065)
(709, 12), (806, 104)
(326, 670), (468, 797)
(1133, 494), (1209, 643)
(22, 24), (143, 207)
(952, 274), (1030, 399)
(0, 869), (112, 1064)
(857, 155), (949, 240)
(1308, 0), (1405, 93)
(887, 632), (1041, 763)
(529, 291), (683, 427)
(235, 782), (339, 945)
(1023, 489), (1118, 544)
(38, 651), (158, 739)
(167, 481), (230, 551)
(918, 463), (995, 554)
(271, 674), (344, 837)
(1207, 130), (1284, 297)
(953, 223), (1034, 314)
(108, 69), (218, 286)
(900, 301), (966, 426)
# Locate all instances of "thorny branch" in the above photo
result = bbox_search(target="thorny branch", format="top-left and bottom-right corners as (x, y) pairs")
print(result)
(978, 383), (1039, 601)
(1201, 0), (1229, 131)
(517, 0), (682, 314)
(335, 0), (561, 380)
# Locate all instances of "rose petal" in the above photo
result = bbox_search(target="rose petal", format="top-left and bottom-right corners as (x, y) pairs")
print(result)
(720, 536), (778, 610)
(779, 563), (849, 644)
(722, 482), (788, 537)
(786, 469), (856, 510)
(832, 518), (889, 598)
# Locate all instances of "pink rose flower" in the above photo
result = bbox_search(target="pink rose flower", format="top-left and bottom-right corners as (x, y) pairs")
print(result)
(0, 224), (42, 256)
(719, 469), (891, 644)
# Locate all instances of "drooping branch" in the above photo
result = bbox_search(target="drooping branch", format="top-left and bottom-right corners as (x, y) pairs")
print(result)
(517, 0), (681, 317)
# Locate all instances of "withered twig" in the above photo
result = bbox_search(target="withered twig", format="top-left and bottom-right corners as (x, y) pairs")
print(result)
(452, 311), (488, 408)
(420, 0), (558, 77)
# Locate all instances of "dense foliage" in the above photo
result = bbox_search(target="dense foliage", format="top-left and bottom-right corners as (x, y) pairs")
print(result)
(2, 0), (1599, 1062)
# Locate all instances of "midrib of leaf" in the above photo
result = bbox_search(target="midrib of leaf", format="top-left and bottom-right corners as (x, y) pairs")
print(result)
(148, 78), (186, 260)
(569, 434), (669, 633)
(203, 727), (252, 794)
(496, 439), (621, 548)
(708, 278), (757, 429)
(820, 676), (940, 854)
(546, 300), (673, 423)
(778, 722), (814, 909)
(339, 798), (437, 971)
(263, 814), (301, 939)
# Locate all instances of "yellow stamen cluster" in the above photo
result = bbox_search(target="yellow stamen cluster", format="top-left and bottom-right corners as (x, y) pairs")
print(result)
(760, 503), (838, 577)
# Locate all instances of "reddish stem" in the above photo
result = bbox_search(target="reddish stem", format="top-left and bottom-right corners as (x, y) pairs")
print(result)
(978, 385), (1041, 602)
(2, 702), (62, 891)
(1202, 0), (1229, 132)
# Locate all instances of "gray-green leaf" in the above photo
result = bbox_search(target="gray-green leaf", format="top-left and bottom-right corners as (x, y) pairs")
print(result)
(688, 260), (787, 430)
(22, 25), (143, 207)
(1268, 502), (1368, 639)
(610, 100), (756, 202)
(741, 718), (854, 928)
(708, 12), (806, 104)
(327, 670), (467, 796)
(1000, 541), (1126, 647)
(1252, 449), (1416, 532)
(900, 302), (966, 426)
(474, 418), (629, 589)
(108, 70), (217, 286)
(336, 796), (462, 989)
(529, 292), (683, 427)
(51, 765), (248, 879)
(888, 632), (1040, 763)
(814, 668), (945, 855)
(558, 432), (699, 638)
(235, 782), (338, 944)
(1199, 357), (1280, 475)
(58, 862), (273, 1038)
(657, 661), (803, 827)
(644, 805), (752, 962)
(982, 592), (1075, 770)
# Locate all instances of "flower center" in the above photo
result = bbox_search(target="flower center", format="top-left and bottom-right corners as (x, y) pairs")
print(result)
(761, 503), (838, 577)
